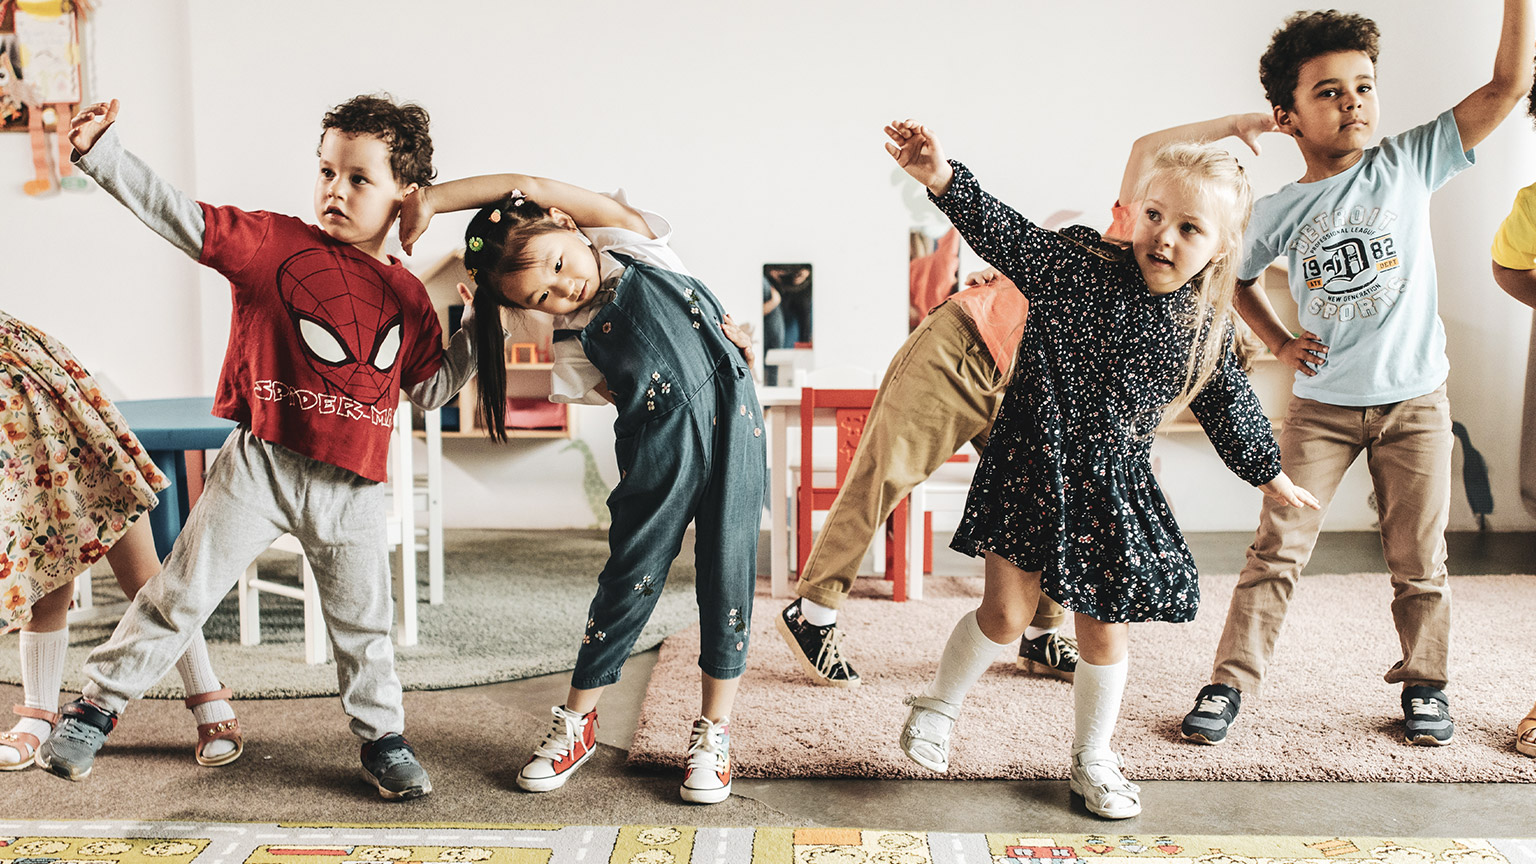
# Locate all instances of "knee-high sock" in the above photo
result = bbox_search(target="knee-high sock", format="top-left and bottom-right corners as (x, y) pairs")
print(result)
(924, 609), (1009, 706)
(176, 632), (235, 727)
(1072, 657), (1129, 762)
(2, 628), (68, 761)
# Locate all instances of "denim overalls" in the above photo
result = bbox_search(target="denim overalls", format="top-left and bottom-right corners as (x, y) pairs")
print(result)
(568, 255), (766, 689)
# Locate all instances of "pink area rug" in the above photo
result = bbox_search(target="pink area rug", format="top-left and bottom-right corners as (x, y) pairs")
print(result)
(629, 572), (1536, 782)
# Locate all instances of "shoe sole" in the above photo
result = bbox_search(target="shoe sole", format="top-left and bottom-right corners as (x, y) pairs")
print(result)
(1179, 718), (1234, 746)
(1068, 776), (1141, 819)
(1517, 740), (1536, 757)
(680, 783), (731, 804)
(1015, 657), (1074, 683)
(1406, 732), (1453, 747)
(36, 749), (90, 781)
(775, 614), (860, 689)
(517, 744), (597, 792)
(366, 771), (434, 801)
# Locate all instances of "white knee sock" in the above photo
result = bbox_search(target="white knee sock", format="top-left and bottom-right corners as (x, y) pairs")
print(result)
(176, 632), (236, 758)
(800, 597), (837, 627)
(1072, 656), (1129, 763)
(924, 610), (1009, 706)
(3, 628), (68, 762)
(1023, 625), (1058, 641)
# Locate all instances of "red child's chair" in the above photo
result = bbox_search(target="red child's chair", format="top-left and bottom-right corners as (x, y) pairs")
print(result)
(795, 388), (912, 602)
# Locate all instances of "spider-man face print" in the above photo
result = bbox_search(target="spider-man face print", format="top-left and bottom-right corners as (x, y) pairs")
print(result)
(276, 248), (403, 405)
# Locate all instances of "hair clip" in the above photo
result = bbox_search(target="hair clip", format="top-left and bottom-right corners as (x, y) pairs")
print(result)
(466, 267), (477, 279)
(489, 210), (502, 223)
(509, 188), (526, 208)
(468, 237), (484, 252)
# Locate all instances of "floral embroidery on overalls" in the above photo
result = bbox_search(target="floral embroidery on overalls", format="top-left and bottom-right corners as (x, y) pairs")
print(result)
(634, 573), (656, 595)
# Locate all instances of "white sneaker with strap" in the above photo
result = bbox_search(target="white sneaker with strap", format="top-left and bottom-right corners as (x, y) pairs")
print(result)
(900, 695), (960, 773)
(680, 717), (731, 804)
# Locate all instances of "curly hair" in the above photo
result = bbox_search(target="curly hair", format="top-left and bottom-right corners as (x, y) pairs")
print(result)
(1259, 10), (1380, 112)
(319, 93), (436, 187)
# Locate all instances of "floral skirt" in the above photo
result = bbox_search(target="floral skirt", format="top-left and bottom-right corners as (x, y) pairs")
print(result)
(1, 310), (167, 626)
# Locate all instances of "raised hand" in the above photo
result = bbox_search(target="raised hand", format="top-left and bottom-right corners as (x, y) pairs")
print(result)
(1260, 471), (1322, 510)
(69, 99), (119, 157)
(883, 119), (954, 195)
(1276, 330), (1329, 376)
(1232, 112), (1282, 154)
(964, 266), (1002, 286)
(398, 187), (435, 255)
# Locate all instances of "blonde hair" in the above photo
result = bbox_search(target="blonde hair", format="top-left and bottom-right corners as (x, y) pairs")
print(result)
(1130, 142), (1254, 425)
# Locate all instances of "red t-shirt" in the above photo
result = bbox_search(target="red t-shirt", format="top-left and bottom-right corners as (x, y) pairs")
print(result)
(199, 205), (443, 482)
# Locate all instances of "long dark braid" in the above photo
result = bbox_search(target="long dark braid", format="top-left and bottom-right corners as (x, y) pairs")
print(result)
(462, 193), (568, 442)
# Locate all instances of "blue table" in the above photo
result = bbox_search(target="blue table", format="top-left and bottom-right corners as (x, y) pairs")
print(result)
(115, 398), (237, 559)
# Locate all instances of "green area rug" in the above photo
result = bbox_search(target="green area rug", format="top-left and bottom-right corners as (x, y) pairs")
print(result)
(0, 824), (1531, 864)
(0, 529), (702, 698)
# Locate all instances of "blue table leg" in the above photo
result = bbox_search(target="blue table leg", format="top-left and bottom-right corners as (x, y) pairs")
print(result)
(146, 449), (182, 560)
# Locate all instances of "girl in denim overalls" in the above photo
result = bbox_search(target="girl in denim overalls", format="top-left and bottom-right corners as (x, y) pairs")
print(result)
(399, 175), (764, 804)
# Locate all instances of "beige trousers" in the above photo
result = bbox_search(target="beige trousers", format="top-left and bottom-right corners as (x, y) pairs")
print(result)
(795, 302), (1066, 631)
(1211, 383), (1454, 696)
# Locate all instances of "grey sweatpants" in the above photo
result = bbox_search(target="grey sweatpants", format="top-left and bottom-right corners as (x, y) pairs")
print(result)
(83, 427), (404, 741)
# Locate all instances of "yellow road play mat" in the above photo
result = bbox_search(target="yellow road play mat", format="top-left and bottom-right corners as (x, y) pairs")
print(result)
(1, 825), (1532, 864)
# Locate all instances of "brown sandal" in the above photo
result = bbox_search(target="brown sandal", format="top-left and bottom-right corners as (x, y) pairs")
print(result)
(185, 687), (243, 767)
(0, 705), (59, 771)
(1518, 711), (1536, 758)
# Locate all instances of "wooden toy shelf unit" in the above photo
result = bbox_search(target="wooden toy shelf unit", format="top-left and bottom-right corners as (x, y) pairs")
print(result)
(415, 250), (577, 440)
(1159, 263), (1297, 435)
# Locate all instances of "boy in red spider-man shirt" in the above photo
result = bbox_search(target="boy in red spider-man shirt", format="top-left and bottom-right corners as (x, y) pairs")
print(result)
(36, 94), (474, 800)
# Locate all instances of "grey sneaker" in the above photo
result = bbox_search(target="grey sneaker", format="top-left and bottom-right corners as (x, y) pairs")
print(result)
(1402, 685), (1454, 746)
(361, 733), (433, 800)
(1016, 632), (1079, 682)
(1181, 683), (1240, 745)
(37, 698), (117, 781)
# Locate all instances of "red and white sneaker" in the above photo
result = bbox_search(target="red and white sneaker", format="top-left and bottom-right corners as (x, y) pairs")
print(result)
(680, 717), (732, 804)
(517, 705), (598, 792)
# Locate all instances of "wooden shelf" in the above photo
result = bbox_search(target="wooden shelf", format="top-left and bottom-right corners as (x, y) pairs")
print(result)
(416, 428), (572, 440)
(506, 362), (554, 371)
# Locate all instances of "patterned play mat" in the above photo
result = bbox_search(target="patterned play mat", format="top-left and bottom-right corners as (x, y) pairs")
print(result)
(1, 824), (1533, 864)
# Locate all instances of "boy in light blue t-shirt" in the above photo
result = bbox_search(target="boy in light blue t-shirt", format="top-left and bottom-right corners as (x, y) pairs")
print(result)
(1181, 1), (1531, 748)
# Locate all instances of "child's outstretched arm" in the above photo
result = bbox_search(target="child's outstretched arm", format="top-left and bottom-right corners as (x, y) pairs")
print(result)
(69, 100), (206, 260)
(1118, 113), (1278, 208)
(884, 119), (954, 196)
(1451, 0), (1533, 151)
(398, 173), (651, 255)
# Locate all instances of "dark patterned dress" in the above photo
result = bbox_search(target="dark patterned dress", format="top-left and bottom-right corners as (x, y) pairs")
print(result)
(937, 162), (1281, 623)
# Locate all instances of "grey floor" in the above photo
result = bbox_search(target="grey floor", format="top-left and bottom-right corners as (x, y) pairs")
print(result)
(478, 530), (1536, 836)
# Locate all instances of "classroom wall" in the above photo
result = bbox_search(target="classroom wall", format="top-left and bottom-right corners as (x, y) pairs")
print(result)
(3, 0), (1532, 532)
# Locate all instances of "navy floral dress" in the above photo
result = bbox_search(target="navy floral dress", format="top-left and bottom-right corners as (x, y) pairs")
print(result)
(937, 162), (1281, 623)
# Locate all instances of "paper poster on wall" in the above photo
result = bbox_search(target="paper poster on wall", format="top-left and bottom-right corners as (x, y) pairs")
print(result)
(0, 0), (90, 195)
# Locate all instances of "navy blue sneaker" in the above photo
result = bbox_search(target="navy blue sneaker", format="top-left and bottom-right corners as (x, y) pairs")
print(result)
(37, 698), (118, 781)
(1181, 683), (1240, 745)
(361, 733), (433, 800)
(1402, 685), (1454, 746)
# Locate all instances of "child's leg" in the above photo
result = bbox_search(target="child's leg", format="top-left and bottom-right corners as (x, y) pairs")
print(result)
(1209, 398), (1361, 696)
(1364, 385), (1453, 692)
(0, 583), (72, 768)
(1069, 613), (1138, 819)
(103, 517), (238, 763)
(81, 431), (284, 717)
(700, 672), (739, 723)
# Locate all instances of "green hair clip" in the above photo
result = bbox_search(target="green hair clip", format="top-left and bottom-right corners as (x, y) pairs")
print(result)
(467, 236), (484, 252)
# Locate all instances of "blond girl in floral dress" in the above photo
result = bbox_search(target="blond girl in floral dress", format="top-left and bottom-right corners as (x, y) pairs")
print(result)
(0, 310), (242, 770)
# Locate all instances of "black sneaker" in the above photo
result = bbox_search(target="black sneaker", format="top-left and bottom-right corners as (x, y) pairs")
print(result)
(1402, 685), (1454, 746)
(775, 599), (860, 688)
(36, 698), (118, 781)
(361, 733), (433, 800)
(1181, 683), (1241, 745)
(1016, 632), (1079, 682)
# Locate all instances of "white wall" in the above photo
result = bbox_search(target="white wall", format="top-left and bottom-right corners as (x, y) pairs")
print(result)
(5, 0), (1532, 531)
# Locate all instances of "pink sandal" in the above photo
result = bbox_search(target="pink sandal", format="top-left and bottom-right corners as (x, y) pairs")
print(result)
(1518, 712), (1536, 758)
(0, 705), (59, 771)
(185, 687), (243, 767)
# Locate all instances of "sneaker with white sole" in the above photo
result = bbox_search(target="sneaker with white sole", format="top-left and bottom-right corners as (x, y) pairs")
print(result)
(680, 717), (731, 804)
(1069, 750), (1141, 819)
(1181, 683), (1240, 745)
(360, 733), (433, 800)
(1016, 632), (1079, 682)
(899, 694), (959, 773)
(776, 600), (861, 687)
(517, 705), (598, 792)
(1402, 685), (1454, 746)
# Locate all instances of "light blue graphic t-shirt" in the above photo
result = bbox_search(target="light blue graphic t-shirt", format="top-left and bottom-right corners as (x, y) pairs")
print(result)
(1239, 109), (1473, 406)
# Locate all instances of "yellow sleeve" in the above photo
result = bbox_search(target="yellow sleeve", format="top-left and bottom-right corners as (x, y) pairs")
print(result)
(1491, 183), (1536, 270)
